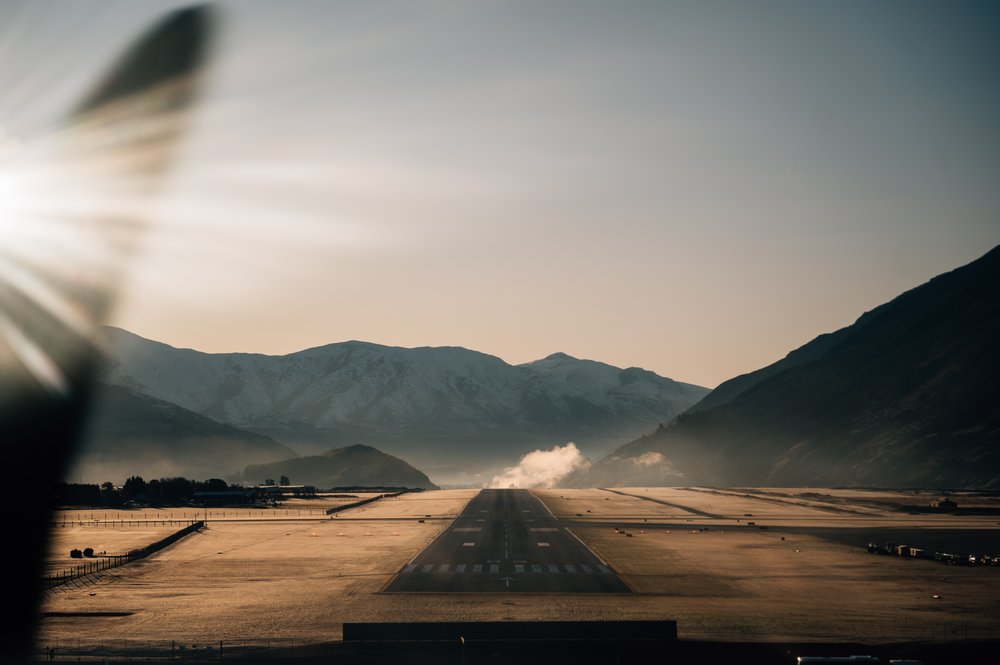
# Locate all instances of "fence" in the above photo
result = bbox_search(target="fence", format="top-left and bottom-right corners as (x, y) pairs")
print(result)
(56, 519), (198, 528)
(37, 637), (312, 662)
(44, 521), (204, 590)
(324, 489), (416, 515)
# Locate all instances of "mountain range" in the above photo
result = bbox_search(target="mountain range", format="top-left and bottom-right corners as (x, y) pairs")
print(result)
(576, 245), (1000, 489)
(89, 330), (707, 484)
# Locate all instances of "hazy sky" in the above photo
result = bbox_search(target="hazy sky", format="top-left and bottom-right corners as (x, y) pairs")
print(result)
(1, 1), (998, 388)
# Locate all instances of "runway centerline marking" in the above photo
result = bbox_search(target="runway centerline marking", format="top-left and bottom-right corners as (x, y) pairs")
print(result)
(383, 489), (631, 593)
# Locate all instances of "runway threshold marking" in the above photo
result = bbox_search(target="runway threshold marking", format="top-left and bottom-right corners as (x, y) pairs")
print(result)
(384, 489), (631, 593)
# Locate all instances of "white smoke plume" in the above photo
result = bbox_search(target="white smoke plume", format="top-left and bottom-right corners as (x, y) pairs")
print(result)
(631, 451), (666, 467)
(488, 442), (590, 489)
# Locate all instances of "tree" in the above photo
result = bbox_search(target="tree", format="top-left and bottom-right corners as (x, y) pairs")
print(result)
(160, 477), (195, 502)
(279, 475), (290, 486)
(204, 478), (228, 492)
(100, 481), (122, 506)
(122, 476), (147, 501)
(263, 478), (275, 486)
(54, 483), (101, 506)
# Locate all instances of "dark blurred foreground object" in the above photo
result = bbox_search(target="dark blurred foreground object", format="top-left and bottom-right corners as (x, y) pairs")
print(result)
(0, 6), (214, 659)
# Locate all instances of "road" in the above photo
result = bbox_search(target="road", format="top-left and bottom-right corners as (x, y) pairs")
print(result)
(383, 489), (630, 593)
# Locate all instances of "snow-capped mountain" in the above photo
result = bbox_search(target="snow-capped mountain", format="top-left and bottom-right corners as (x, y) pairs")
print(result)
(96, 328), (707, 482)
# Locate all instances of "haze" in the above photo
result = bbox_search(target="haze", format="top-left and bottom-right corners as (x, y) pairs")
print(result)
(1, 1), (997, 387)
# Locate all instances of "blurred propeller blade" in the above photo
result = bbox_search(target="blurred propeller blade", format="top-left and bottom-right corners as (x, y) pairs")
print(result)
(0, 6), (215, 660)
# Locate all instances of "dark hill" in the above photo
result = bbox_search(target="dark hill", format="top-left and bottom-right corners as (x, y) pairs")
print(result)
(75, 383), (296, 483)
(242, 444), (438, 490)
(581, 245), (1000, 489)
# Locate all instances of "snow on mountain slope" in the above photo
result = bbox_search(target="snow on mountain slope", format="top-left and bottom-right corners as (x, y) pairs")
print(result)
(97, 328), (709, 471)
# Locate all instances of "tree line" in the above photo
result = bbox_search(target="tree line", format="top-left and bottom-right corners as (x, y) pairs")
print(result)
(54, 476), (242, 507)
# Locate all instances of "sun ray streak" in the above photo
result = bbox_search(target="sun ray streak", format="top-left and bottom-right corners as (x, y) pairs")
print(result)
(0, 309), (68, 396)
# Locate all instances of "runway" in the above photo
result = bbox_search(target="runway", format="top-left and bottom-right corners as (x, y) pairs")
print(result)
(383, 489), (630, 593)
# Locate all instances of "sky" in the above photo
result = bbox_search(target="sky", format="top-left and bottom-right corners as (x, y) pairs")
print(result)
(1, 1), (998, 388)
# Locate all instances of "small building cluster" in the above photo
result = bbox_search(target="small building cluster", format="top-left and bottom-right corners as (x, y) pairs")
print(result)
(866, 540), (1000, 567)
(930, 497), (958, 511)
(191, 489), (263, 506)
(189, 485), (317, 507)
(252, 484), (317, 498)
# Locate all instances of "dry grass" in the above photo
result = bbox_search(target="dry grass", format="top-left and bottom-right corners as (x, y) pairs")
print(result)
(39, 488), (1000, 648)
(51, 492), (385, 524)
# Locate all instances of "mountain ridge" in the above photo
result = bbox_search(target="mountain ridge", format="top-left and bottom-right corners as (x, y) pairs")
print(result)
(578, 245), (1000, 489)
(96, 328), (708, 484)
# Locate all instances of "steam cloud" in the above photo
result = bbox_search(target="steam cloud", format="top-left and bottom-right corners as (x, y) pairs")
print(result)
(631, 451), (666, 467)
(489, 442), (590, 489)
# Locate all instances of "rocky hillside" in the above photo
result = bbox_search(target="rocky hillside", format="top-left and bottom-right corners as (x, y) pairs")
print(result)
(580, 246), (1000, 489)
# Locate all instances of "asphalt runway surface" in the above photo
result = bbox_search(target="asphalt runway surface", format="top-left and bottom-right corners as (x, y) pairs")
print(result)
(384, 489), (631, 593)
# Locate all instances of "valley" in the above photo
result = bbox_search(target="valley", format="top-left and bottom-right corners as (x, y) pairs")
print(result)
(40, 486), (1000, 660)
